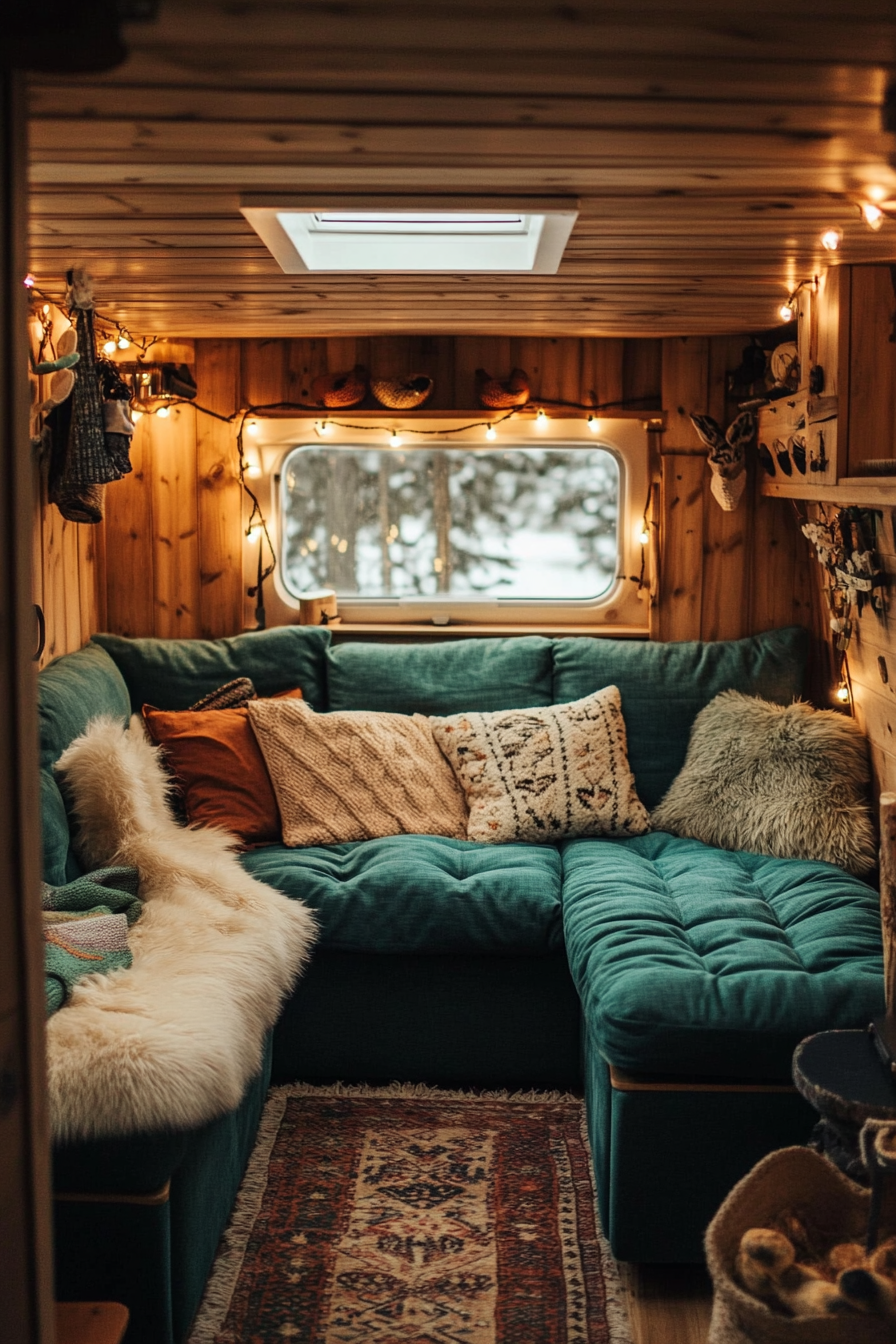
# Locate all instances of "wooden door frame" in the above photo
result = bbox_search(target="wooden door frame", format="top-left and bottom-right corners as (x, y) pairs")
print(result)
(0, 67), (56, 1344)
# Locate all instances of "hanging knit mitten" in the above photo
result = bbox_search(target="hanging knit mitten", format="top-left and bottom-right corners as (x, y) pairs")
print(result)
(53, 269), (124, 522)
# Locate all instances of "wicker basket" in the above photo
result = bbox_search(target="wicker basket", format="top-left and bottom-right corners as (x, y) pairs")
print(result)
(371, 375), (433, 410)
(705, 1147), (895, 1343)
(306, 365), (368, 409)
(475, 367), (530, 409)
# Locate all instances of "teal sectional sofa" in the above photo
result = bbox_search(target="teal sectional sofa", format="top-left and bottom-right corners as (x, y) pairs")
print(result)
(39, 625), (885, 1342)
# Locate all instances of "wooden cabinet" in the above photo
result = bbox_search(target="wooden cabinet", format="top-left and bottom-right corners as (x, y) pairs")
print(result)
(760, 264), (896, 505)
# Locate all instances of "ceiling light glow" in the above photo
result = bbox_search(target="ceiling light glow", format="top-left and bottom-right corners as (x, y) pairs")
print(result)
(820, 228), (842, 252)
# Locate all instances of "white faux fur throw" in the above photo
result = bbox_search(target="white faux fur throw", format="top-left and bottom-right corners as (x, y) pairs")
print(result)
(49, 716), (317, 1143)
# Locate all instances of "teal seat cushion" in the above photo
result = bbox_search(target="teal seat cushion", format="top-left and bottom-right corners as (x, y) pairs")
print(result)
(551, 627), (807, 809)
(38, 644), (132, 884)
(326, 636), (554, 714)
(241, 834), (563, 954)
(562, 832), (884, 1080)
(92, 626), (331, 712)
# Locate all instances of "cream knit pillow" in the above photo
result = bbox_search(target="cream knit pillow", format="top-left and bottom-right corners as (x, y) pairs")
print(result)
(430, 687), (649, 844)
(247, 699), (468, 846)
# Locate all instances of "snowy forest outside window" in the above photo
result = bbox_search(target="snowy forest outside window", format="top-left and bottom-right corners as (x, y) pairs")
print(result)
(280, 444), (620, 601)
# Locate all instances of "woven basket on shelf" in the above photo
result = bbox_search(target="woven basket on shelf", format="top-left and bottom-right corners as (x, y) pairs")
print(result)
(475, 366), (530, 409)
(371, 375), (434, 410)
(301, 364), (368, 409)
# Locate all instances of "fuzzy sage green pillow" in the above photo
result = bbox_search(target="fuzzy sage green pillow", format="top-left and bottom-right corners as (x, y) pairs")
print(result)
(651, 690), (876, 875)
(430, 686), (649, 845)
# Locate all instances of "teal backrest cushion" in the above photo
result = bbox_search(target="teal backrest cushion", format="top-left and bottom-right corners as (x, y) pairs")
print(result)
(326, 636), (554, 714)
(38, 643), (132, 884)
(92, 626), (332, 711)
(552, 627), (808, 810)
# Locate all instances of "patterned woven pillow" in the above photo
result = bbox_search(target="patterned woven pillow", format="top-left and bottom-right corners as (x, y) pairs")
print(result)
(430, 687), (649, 844)
(247, 699), (468, 846)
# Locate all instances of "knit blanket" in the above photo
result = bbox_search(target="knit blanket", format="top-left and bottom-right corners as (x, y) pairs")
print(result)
(43, 867), (141, 1016)
(49, 716), (318, 1143)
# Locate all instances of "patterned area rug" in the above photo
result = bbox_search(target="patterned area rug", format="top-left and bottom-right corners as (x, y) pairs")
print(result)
(189, 1084), (632, 1344)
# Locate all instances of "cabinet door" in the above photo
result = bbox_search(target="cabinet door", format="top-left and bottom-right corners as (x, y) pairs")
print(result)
(847, 266), (896, 477)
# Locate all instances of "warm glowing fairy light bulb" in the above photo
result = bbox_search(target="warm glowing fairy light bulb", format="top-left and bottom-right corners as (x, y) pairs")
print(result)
(318, 420), (332, 435)
(247, 524), (262, 544)
(836, 682), (850, 704)
(820, 228), (842, 252)
(117, 336), (130, 350)
(867, 184), (888, 203)
(155, 405), (170, 418)
(639, 525), (650, 546)
(536, 408), (547, 424)
(389, 431), (402, 447)
(103, 339), (117, 355)
(42, 304), (50, 315)
(485, 424), (497, 441)
(861, 202), (884, 230)
(778, 301), (795, 322)
(587, 414), (600, 433)
(246, 420), (259, 435)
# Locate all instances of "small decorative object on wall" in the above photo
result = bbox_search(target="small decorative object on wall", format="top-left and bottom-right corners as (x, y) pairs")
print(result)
(475, 366), (530, 409)
(370, 374), (434, 410)
(689, 410), (756, 511)
(301, 364), (368, 409)
(800, 507), (885, 657)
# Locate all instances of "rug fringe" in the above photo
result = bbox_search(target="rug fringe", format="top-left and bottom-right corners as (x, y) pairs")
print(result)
(270, 1078), (585, 1104)
(577, 1104), (637, 1344)
(188, 1088), (288, 1344)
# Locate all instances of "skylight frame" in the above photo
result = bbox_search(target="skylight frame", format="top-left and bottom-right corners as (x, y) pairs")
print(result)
(240, 195), (579, 274)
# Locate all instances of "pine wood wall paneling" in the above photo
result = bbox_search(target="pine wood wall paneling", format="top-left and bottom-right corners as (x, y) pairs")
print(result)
(700, 336), (752, 642)
(241, 338), (289, 410)
(150, 404), (201, 638)
(195, 338), (242, 638)
(286, 338), (328, 407)
(104, 415), (155, 637)
(657, 455), (706, 642)
(581, 339), (625, 411)
(623, 340), (663, 411)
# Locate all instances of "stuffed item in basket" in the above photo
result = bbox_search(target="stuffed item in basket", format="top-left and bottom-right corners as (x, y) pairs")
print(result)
(736, 1224), (896, 1320)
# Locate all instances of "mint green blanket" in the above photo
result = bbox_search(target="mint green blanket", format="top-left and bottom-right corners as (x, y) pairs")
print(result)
(43, 867), (142, 1016)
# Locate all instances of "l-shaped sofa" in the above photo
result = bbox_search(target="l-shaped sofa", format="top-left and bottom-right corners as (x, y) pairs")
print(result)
(39, 625), (885, 1343)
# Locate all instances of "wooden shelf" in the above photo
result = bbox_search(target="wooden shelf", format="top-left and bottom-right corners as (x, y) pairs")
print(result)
(760, 478), (896, 506)
(326, 622), (649, 638)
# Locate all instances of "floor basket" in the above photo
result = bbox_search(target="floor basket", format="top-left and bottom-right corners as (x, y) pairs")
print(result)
(704, 1146), (895, 1344)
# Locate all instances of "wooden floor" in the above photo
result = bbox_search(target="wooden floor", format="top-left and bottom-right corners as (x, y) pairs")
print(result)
(621, 1263), (714, 1344)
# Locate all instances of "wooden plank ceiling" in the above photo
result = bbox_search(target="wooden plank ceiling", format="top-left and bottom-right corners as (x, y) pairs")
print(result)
(27, 1), (896, 338)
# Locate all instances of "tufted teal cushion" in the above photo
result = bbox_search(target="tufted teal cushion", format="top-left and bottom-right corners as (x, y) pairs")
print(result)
(92, 626), (331, 712)
(562, 832), (884, 1080)
(325, 636), (554, 715)
(241, 834), (563, 954)
(551, 627), (808, 809)
(38, 644), (132, 884)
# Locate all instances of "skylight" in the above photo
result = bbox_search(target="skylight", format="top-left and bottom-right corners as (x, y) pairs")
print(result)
(240, 199), (578, 273)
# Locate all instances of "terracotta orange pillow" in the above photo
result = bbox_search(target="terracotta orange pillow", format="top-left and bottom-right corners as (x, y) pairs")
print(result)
(142, 688), (303, 847)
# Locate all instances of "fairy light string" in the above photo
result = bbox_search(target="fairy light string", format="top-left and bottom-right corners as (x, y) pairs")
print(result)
(26, 284), (662, 609)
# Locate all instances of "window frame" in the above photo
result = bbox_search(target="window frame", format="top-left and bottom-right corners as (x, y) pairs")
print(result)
(253, 415), (651, 630)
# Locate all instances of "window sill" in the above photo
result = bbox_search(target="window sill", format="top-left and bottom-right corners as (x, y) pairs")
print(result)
(324, 621), (649, 638)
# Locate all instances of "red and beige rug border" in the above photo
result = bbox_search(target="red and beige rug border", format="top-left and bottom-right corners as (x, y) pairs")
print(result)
(188, 1081), (635, 1344)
